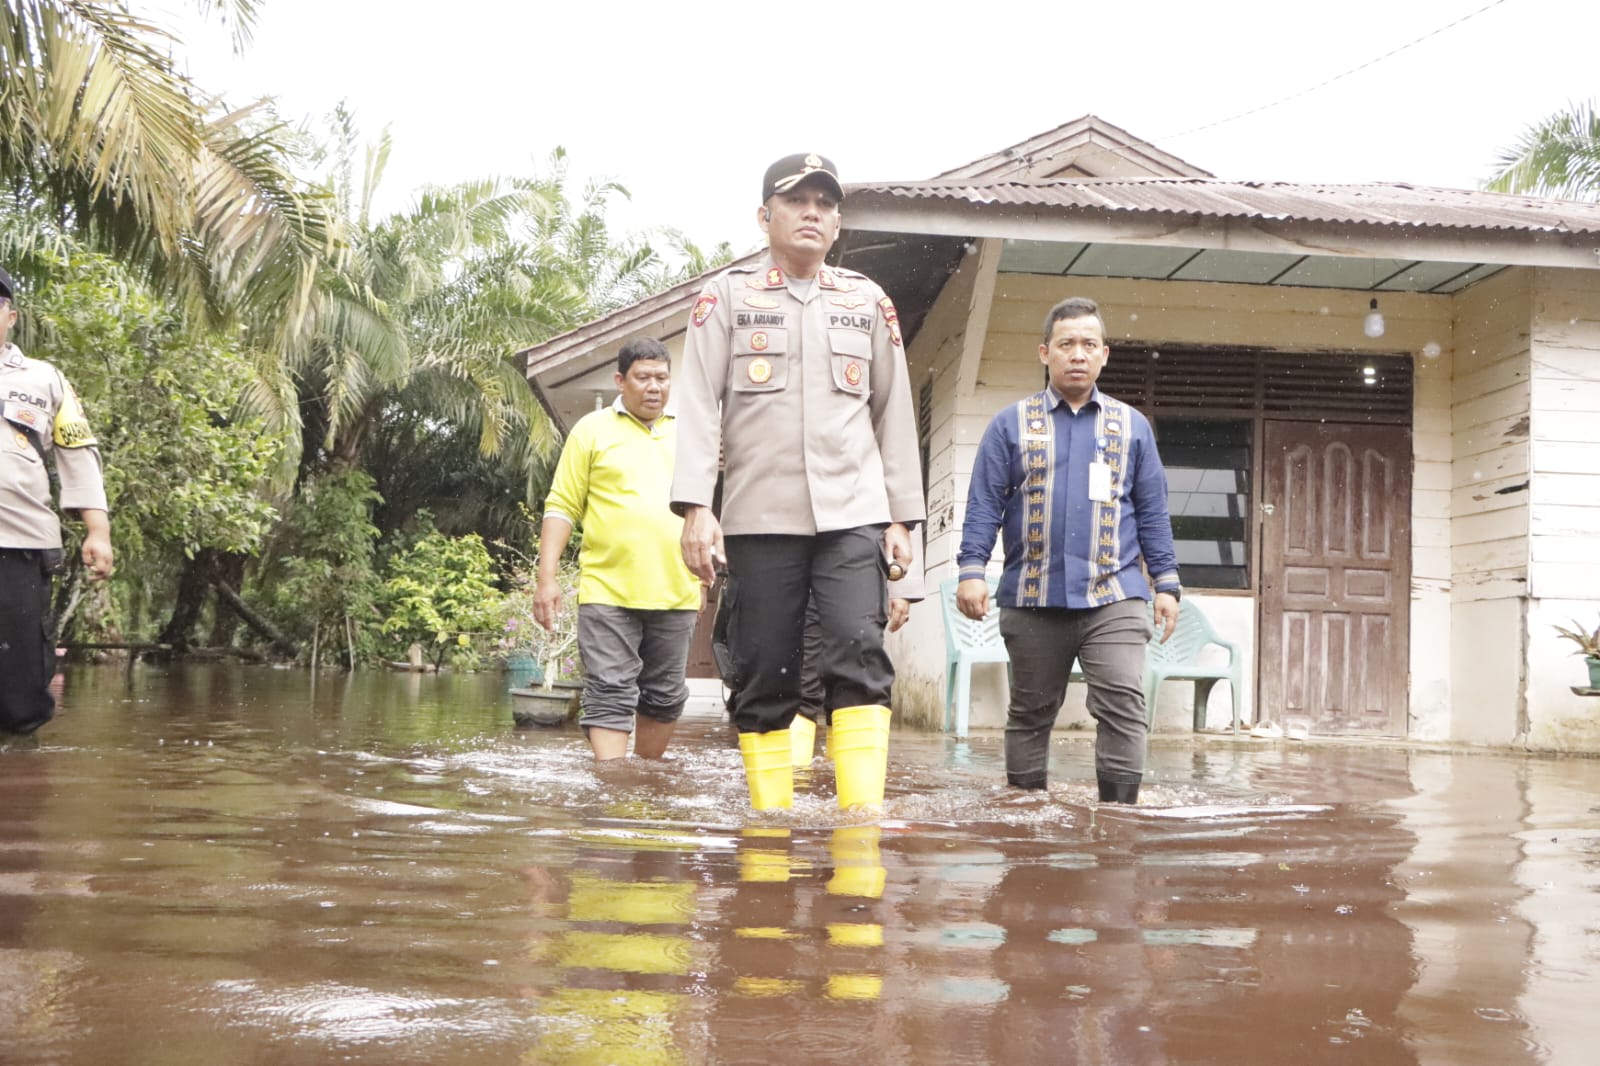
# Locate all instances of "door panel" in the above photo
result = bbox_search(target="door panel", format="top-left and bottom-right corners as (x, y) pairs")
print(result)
(1260, 422), (1411, 735)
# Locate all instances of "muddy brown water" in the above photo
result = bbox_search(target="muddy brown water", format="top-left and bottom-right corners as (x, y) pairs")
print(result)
(2, 664), (1597, 1064)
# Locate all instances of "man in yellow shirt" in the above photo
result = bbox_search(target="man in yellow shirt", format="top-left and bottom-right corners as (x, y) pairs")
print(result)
(534, 337), (702, 760)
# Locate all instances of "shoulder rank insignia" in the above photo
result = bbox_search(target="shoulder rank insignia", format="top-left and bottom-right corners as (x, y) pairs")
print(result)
(744, 294), (780, 309)
(818, 268), (838, 290)
(4, 349), (24, 369)
(877, 296), (904, 345)
(766, 267), (785, 288)
(691, 293), (718, 327)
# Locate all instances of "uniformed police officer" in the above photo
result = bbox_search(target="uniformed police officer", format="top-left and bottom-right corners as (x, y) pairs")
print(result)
(672, 154), (924, 810)
(0, 264), (113, 737)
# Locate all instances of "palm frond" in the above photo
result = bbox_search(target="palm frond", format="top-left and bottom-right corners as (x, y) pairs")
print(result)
(1485, 99), (1600, 200)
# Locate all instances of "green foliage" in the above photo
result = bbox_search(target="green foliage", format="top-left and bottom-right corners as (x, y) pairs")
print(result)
(27, 250), (282, 557)
(253, 470), (383, 665)
(1486, 99), (1600, 201)
(379, 528), (504, 669)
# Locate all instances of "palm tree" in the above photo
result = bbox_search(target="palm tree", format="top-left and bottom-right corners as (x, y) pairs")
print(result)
(1485, 99), (1600, 200)
(1, 1), (330, 325)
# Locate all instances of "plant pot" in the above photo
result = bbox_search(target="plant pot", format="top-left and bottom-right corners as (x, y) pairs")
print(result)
(510, 682), (581, 727)
(504, 652), (542, 690)
(1588, 657), (1600, 690)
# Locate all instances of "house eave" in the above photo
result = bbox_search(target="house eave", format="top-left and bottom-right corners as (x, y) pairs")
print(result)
(841, 196), (1600, 272)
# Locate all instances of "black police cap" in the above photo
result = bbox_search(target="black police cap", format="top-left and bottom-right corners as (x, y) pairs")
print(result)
(761, 153), (843, 203)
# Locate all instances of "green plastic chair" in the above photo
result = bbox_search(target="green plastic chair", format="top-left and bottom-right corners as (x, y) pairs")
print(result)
(1143, 599), (1243, 734)
(939, 577), (1011, 738)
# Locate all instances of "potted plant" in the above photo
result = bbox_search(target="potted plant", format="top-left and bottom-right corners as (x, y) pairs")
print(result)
(498, 561), (584, 726)
(1551, 614), (1600, 689)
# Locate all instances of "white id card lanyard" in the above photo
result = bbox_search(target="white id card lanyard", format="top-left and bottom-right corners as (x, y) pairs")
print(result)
(1088, 435), (1112, 502)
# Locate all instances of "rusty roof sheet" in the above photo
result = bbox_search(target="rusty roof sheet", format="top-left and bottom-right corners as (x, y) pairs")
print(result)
(846, 178), (1600, 236)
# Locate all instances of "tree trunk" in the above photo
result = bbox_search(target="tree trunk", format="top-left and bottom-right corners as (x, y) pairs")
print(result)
(158, 550), (216, 654)
(207, 552), (248, 646)
(208, 578), (299, 658)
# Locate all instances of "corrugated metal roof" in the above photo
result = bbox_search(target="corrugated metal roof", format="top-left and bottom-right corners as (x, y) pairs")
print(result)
(847, 178), (1600, 236)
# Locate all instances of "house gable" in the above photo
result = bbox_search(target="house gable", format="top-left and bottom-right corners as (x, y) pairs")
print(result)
(932, 114), (1214, 182)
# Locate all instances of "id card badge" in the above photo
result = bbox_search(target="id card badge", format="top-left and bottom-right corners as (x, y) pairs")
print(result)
(1087, 461), (1113, 502)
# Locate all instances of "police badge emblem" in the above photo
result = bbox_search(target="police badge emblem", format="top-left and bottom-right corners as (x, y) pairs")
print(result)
(748, 358), (772, 384)
(844, 362), (862, 386)
(750, 332), (769, 351)
(691, 293), (717, 327)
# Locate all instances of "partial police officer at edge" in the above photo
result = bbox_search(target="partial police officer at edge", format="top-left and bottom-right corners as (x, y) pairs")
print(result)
(0, 264), (113, 737)
(672, 153), (925, 810)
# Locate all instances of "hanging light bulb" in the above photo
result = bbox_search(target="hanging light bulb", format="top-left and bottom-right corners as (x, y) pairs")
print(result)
(1363, 297), (1386, 339)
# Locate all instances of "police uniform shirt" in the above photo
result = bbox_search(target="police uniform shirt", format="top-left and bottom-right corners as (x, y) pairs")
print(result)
(0, 344), (109, 548)
(670, 253), (925, 535)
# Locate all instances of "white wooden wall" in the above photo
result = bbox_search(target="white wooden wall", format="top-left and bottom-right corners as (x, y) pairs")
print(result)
(1523, 267), (1600, 750)
(1449, 270), (1532, 745)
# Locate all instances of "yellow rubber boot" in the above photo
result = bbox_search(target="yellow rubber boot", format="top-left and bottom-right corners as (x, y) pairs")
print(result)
(830, 705), (892, 809)
(739, 730), (794, 810)
(789, 715), (818, 768)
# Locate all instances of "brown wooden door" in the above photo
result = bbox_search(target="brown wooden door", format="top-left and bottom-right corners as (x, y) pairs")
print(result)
(1260, 422), (1411, 735)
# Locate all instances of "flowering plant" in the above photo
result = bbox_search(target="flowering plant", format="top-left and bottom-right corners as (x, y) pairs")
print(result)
(496, 559), (583, 686)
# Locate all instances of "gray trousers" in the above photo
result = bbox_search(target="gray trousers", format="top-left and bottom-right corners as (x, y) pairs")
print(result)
(575, 603), (697, 732)
(998, 598), (1152, 789)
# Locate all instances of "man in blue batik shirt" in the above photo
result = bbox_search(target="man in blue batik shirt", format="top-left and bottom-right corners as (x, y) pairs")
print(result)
(956, 296), (1180, 804)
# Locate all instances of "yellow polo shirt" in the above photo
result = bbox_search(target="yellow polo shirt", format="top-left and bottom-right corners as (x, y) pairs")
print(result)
(544, 400), (700, 610)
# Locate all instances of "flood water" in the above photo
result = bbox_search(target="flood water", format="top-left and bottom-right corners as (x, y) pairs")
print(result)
(2, 665), (1598, 1064)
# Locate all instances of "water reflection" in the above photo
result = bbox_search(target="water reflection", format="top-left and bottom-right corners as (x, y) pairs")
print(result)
(0, 664), (1595, 1064)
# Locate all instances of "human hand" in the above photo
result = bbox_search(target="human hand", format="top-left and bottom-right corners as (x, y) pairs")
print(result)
(680, 506), (725, 586)
(81, 529), (113, 581)
(532, 574), (564, 631)
(955, 578), (990, 621)
(1153, 592), (1179, 643)
(887, 597), (911, 633)
(883, 523), (911, 580)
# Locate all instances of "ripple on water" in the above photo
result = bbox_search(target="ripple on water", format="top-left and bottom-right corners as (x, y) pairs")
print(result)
(205, 978), (535, 1049)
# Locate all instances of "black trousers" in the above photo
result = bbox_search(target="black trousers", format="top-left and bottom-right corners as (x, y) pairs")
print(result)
(0, 550), (56, 735)
(722, 527), (891, 735)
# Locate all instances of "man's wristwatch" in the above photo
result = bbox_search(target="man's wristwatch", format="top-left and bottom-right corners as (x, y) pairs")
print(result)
(1158, 585), (1182, 602)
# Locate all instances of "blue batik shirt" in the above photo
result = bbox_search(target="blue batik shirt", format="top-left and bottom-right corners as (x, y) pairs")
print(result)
(957, 385), (1180, 608)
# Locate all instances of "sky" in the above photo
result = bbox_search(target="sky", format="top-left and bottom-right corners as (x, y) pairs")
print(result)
(160, 0), (1598, 257)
